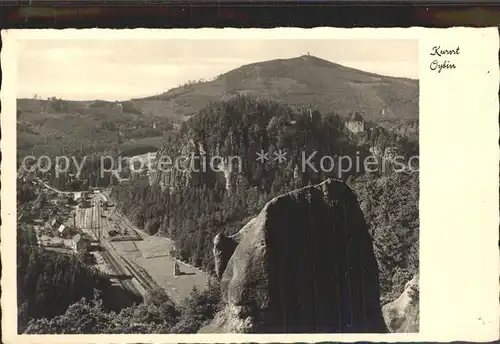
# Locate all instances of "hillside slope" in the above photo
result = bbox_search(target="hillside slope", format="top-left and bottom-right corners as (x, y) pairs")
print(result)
(17, 55), (418, 158)
(17, 98), (174, 158)
(135, 55), (419, 122)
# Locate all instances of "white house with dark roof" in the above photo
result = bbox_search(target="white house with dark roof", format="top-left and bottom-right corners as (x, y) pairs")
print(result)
(58, 224), (70, 237)
(50, 217), (61, 228)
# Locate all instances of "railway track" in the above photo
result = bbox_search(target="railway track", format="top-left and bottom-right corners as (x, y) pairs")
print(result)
(33, 182), (151, 297)
(102, 251), (143, 295)
(97, 195), (159, 296)
(100, 238), (141, 294)
(100, 249), (140, 295)
(74, 198), (142, 296)
(108, 197), (206, 275)
(112, 211), (147, 239)
(100, 194), (210, 304)
(99, 203), (150, 297)
(119, 255), (157, 294)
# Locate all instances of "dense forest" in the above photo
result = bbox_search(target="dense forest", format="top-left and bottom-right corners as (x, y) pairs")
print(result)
(18, 95), (419, 333)
(351, 172), (419, 304)
(25, 282), (221, 334)
(19, 222), (221, 334)
(16, 224), (135, 331)
(110, 170), (418, 304)
(17, 97), (174, 161)
(110, 96), (420, 303)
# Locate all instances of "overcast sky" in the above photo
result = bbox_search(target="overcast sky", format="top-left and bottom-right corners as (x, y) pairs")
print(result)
(17, 39), (418, 101)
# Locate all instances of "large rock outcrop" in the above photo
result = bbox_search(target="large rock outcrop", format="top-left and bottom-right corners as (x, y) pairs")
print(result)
(202, 178), (387, 333)
(150, 140), (238, 193)
(213, 232), (239, 279)
(382, 275), (419, 333)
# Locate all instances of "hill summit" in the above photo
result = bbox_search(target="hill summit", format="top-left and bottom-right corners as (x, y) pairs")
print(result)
(135, 54), (418, 122)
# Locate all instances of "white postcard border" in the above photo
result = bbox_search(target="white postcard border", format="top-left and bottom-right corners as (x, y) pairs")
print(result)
(2, 27), (499, 343)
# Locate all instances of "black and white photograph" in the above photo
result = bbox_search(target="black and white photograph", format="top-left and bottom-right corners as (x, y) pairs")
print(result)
(12, 35), (420, 335)
(3, 28), (497, 341)
(9, 39), (419, 334)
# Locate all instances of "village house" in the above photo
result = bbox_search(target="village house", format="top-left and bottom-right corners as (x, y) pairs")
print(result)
(70, 234), (91, 253)
(58, 224), (71, 237)
(50, 217), (61, 229)
(72, 192), (82, 202)
(345, 111), (366, 134)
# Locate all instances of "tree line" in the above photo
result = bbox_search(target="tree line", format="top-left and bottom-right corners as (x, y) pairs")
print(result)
(18, 219), (221, 334)
(18, 95), (419, 333)
(110, 96), (419, 303)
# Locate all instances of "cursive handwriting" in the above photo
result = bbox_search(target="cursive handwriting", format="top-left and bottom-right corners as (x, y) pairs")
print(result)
(430, 46), (460, 56)
(429, 45), (460, 73)
(430, 60), (456, 73)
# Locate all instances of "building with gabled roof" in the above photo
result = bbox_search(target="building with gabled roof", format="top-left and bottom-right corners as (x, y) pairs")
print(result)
(346, 111), (366, 134)
(51, 217), (61, 228)
(58, 224), (70, 237)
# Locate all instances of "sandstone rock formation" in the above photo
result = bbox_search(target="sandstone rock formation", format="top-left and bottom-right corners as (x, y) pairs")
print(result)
(382, 275), (419, 333)
(151, 140), (239, 193)
(202, 178), (387, 333)
(213, 232), (238, 279)
(150, 140), (213, 191)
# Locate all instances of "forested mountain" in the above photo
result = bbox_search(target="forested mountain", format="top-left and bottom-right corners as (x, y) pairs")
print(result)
(111, 96), (419, 305)
(136, 55), (418, 123)
(17, 55), (418, 161)
(17, 55), (418, 166)
(17, 98), (175, 160)
(147, 95), (418, 191)
(17, 55), (419, 333)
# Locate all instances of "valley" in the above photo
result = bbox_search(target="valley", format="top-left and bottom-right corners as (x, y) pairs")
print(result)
(33, 180), (210, 305)
(16, 53), (419, 334)
(17, 55), (418, 160)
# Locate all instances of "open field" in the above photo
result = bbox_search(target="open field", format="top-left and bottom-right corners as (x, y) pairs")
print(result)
(58, 189), (210, 305)
(100, 195), (209, 304)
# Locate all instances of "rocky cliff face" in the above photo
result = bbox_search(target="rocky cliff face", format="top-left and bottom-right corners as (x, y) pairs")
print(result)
(149, 139), (238, 193)
(202, 179), (387, 333)
(382, 275), (419, 333)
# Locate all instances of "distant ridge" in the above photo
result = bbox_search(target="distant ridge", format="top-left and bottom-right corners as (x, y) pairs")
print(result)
(18, 55), (419, 124)
(133, 54), (418, 122)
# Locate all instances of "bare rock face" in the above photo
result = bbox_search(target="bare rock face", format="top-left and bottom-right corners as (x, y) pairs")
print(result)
(201, 179), (387, 333)
(213, 233), (238, 279)
(151, 139), (217, 191)
(382, 275), (419, 333)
